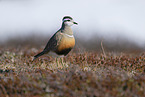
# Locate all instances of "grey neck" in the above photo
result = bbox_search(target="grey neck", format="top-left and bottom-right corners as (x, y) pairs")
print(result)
(61, 23), (73, 35)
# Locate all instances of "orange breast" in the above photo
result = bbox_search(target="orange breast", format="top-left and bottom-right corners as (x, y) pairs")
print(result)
(58, 36), (75, 52)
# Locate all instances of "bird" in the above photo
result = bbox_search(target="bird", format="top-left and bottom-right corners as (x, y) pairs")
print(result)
(33, 16), (78, 61)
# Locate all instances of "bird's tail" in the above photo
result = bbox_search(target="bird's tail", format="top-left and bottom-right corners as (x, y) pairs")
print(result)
(33, 51), (46, 61)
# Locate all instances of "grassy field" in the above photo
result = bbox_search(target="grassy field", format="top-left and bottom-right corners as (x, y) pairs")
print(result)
(0, 38), (145, 97)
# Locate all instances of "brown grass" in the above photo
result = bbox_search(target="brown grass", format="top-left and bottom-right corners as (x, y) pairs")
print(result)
(0, 43), (145, 97)
(0, 36), (145, 97)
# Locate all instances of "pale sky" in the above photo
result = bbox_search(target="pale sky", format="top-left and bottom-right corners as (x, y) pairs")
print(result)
(0, 0), (145, 46)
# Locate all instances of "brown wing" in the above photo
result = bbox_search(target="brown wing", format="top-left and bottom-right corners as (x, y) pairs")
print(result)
(33, 30), (62, 61)
(43, 30), (62, 52)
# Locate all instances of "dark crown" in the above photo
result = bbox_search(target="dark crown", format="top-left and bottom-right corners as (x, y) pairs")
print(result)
(62, 16), (73, 21)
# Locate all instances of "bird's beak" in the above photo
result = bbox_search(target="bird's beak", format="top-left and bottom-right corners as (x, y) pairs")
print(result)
(73, 22), (78, 25)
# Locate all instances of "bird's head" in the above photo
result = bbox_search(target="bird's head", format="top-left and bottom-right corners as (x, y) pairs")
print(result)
(62, 16), (78, 26)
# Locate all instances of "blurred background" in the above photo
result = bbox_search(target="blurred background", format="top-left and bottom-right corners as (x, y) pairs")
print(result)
(0, 0), (145, 52)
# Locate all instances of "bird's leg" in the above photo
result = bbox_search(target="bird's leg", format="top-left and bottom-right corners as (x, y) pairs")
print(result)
(60, 57), (64, 67)
(55, 58), (59, 67)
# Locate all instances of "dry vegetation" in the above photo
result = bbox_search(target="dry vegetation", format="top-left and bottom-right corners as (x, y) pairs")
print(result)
(0, 37), (145, 97)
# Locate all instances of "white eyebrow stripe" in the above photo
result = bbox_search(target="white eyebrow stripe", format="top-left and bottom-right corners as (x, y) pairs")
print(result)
(63, 18), (72, 21)
(64, 33), (74, 38)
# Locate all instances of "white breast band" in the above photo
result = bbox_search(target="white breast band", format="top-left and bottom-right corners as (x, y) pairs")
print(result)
(64, 33), (74, 38)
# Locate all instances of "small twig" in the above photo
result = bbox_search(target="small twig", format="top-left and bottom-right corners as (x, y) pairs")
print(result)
(101, 39), (106, 57)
